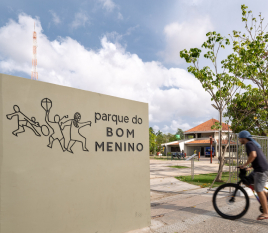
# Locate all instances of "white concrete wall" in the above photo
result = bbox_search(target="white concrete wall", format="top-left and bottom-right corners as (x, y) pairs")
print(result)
(0, 73), (150, 233)
(214, 132), (229, 140)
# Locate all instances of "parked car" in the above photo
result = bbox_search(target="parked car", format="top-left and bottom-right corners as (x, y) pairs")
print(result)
(205, 147), (215, 157)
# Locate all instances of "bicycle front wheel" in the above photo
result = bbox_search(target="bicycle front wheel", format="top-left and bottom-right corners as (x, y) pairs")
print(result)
(213, 183), (249, 220)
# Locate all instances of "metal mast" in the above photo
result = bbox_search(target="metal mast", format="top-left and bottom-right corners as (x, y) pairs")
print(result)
(31, 22), (38, 80)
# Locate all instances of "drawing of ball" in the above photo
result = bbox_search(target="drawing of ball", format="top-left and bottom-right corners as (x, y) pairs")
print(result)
(41, 98), (52, 112)
(41, 125), (50, 136)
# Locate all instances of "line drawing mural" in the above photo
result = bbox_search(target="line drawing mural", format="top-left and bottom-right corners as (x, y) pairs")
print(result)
(41, 98), (68, 152)
(6, 105), (49, 137)
(6, 99), (92, 154)
(61, 112), (92, 153)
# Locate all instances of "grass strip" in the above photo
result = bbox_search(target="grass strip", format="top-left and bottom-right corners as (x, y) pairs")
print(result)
(224, 161), (238, 166)
(175, 172), (238, 188)
(150, 156), (172, 160)
(168, 166), (189, 169)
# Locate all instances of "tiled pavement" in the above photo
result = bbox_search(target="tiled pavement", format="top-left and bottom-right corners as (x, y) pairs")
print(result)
(127, 159), (268, 233)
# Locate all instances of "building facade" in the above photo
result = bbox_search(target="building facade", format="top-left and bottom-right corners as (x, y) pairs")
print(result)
(162, 119), (235, 157)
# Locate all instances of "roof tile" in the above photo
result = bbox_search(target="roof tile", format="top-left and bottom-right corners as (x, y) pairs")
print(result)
(185, 118), (231, 133)
(185, 139), (236, 145)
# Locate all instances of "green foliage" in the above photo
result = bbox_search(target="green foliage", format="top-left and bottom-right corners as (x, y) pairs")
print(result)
(180, 28), (244, 171)
(176, 172), (237, 188)
(180, 32), (244, 108)
(168, 166), (189, 169)
(222, 5), (268, 135)
(149, 127), (156, 153)
(168, 134), (177, 142)
(211, 121), (222, 130)
(175, 128), (185, 140)
(155, 130), (164, 148)
(224, 86), (268, 135)
(149, 128), (185, 154)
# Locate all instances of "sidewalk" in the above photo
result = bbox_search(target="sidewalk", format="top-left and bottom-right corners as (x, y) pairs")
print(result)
(127, 159), (268, 233)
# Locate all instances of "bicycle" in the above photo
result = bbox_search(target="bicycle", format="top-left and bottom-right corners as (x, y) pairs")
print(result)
(212, 168), (268, 220)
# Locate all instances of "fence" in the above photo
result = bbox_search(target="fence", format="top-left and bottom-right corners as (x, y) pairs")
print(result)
(208, 133), (268, 190)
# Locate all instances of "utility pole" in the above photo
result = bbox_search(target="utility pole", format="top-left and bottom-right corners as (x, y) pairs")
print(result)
(31, 22), (38, 80)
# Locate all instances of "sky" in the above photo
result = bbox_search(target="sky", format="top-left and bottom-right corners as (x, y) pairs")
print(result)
(0, 0), (267, 134)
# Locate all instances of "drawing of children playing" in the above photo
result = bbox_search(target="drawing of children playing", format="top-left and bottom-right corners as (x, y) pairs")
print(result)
(44, 109), (68, 151)
(61, 112), (91, 153)
(6, 105), (41, 137)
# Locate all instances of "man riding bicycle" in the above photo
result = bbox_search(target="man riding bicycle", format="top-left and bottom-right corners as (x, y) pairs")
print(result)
(238, 130), (268, 220)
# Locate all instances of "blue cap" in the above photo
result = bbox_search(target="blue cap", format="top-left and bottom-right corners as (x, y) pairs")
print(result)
(238, 130), (261, 148)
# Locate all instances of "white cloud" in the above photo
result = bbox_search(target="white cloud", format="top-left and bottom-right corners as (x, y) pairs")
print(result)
(193, 120), (204, 126)
(162, 125), (170, 134)
(118, 12), (123, 20)
(0, 14), (215, 130)
(181, 0), (206, 6)
(70, 11), (89, 29)
(170, 120), (191, 132)
(161, 15), (213, 64)
(49, 10), (61, 25)
(153, 125), (159, 132)
(125, 25), (139, 36)
(98, 0), (116, 12)
(161, 120), (191, 134)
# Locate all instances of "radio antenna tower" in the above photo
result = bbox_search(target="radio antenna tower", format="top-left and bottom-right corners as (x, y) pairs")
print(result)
(31, 22), (38, 80)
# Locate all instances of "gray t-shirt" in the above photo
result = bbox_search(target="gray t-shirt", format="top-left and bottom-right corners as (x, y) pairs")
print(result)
(246, 141), (268, 172)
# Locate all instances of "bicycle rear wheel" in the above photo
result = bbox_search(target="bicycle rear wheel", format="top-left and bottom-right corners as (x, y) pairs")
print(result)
(213, 183), (250, 220)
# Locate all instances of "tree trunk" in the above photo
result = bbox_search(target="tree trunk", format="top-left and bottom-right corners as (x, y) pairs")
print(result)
(215, 132), (233, 182)
(216, 109), (223, 182)
(216, 155), (224, 181)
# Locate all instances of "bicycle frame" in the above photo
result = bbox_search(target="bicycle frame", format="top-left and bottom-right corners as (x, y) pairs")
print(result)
(247, 185), (268, 203)
(213, 168), (268, 219)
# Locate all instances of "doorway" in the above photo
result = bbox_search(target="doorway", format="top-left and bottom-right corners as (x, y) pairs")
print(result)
(201, 147), (204, 156)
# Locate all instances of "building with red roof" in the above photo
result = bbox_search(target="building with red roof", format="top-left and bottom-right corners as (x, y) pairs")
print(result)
(162, 119), (235, 157)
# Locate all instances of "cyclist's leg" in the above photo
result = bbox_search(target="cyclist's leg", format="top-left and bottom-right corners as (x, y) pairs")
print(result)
(254, 171), (268, 220)
(246, 171), (268, 203)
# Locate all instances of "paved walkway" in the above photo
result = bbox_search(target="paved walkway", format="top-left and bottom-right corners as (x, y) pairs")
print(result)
(127, 158), (268, 233)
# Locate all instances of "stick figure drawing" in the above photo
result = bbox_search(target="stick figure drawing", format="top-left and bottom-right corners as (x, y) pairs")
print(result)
(6, 99), (92, 154)
(61, 112), (91, 153)
(41, 98), (68, 151)
(6, 105), (49, 137)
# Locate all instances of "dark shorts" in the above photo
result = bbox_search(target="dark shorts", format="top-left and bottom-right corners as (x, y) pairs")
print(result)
(247, 171), (268, 192)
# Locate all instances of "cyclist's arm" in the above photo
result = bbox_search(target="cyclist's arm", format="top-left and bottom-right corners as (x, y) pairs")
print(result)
(240, 151), (257, 169)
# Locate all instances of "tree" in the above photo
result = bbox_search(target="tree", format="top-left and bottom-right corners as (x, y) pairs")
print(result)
(224, 85), (268, 135)
(168, 133), (177, 142)
(180, 31), (245, 181)
(222, 5), (268, 135)
(175, 128), (185, 140)
(149, 127), (156, 154)
(155, 130), (165, 152)
(149, 128), (181, 154)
